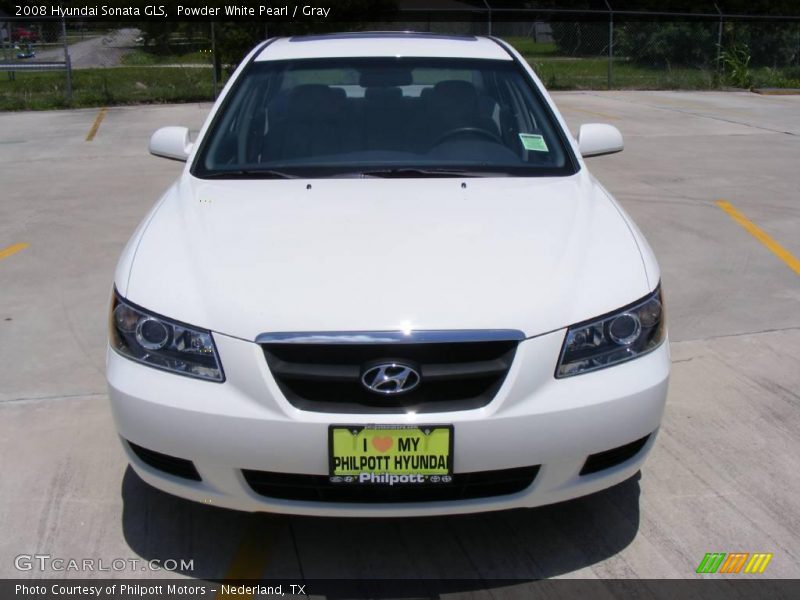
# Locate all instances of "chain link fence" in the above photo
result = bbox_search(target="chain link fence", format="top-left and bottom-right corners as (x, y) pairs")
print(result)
(0, 19), (216, 109)
(479, 18), (800, 90)
(1, 12), (798, 110)
(1, 18), (73, 104)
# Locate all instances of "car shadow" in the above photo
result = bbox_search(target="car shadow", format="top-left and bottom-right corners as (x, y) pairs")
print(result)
(121, 466), (641, 589)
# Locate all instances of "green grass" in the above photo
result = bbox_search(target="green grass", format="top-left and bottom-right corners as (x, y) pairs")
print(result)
(527, 56), (800, 91)
(120, 49), (213, 66)
(750, 66), (800, 89)
(529, 57), (719, 90)
(0, 67), (222, 111)
(502, 37), (559, 58)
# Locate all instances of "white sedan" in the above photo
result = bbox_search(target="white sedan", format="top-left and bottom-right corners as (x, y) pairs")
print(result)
(107, 32), (669, 516)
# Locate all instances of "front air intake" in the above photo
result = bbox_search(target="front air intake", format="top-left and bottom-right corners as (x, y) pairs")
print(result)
(580, 435), (651, 476)
(126, 440), (201, 481)
(243, 466), (540, 503)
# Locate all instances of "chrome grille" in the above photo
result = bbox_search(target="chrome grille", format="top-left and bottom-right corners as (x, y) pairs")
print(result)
(260, 330), (522, 414)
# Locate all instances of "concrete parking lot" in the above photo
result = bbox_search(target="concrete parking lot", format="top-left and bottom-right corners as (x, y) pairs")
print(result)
(1, 91), (799, 588)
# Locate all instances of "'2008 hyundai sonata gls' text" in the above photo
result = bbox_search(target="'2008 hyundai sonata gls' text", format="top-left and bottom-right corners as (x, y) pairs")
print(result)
(107, 32), (669, 516)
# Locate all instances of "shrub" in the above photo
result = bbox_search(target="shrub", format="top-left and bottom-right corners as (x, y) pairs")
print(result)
(616, 22), (718, 68)
(718, 45), (753, 89)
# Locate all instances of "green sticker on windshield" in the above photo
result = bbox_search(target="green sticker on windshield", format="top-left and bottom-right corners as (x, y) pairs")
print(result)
(519, 133), (549, 152)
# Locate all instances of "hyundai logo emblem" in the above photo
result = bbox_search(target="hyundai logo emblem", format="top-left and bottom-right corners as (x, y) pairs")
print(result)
(361, 363), (420, 395)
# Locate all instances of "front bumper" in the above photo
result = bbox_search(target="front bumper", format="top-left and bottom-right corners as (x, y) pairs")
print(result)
(107, 328), (669, 517)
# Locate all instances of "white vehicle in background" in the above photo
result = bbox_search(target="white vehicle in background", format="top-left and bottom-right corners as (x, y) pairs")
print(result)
(107, 32), (668, 516)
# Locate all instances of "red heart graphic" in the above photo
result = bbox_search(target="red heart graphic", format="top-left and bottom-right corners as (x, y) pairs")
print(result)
(372, 436), (393, 453)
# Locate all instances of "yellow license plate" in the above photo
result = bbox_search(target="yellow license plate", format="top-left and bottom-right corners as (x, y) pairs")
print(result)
(329, 425), (453, 485)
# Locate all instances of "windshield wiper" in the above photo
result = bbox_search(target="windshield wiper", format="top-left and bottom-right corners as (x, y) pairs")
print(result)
(352, 168), (511, 178)
(201, 169), (297, 179)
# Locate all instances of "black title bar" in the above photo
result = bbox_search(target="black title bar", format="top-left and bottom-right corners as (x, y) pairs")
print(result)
(4, 0), (800, 22)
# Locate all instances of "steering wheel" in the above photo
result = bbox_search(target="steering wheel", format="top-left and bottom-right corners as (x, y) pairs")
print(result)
(429, 126), (504, 149)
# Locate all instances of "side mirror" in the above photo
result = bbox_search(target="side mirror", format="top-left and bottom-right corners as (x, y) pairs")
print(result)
(577, 123), (623, 158)
(149, 126), (193, 162)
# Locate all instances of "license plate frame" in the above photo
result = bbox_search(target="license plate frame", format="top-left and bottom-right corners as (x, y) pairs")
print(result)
(328, 424), (454, 485)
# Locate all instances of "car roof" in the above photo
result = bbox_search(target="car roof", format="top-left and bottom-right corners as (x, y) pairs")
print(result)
(254, 32), (512, 62)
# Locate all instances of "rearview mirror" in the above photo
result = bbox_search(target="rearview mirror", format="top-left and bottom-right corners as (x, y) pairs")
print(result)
(577, 123), (623, 158)
(149, 126), (193, 162)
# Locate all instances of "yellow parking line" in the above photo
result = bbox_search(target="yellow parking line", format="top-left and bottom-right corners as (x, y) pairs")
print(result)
(85, 107), (107, 142)
(215, 523), (271, 599)
(717, 200), (800, 276)
(0, 242), (28, 261)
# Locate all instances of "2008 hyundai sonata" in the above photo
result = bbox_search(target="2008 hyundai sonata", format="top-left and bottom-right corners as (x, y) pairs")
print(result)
(107, 32), (669, 516)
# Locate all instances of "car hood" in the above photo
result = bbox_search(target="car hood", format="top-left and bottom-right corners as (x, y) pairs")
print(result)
(122, 174), (652, 341)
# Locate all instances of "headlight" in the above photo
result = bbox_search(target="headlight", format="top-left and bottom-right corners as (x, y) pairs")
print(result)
(556, 287), (665, 378)
(109, 291), (224, 382)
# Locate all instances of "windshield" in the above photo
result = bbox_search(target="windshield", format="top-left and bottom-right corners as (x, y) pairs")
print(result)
(192, 57), (577, 179)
